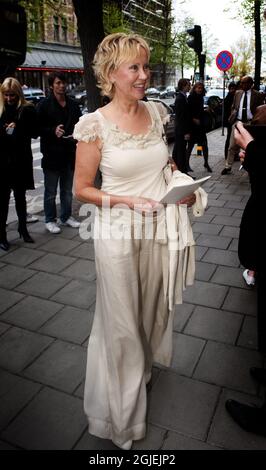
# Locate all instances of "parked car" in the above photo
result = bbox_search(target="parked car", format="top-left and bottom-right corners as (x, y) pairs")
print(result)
(159, 85), (176, 99)
(145, 87), (160, 98)
(203, 93), (224, 132)
(23, 87), (45, 105)
(147, 98), (175, 141)
(148, 95), (222, 140)
(67, 87), (87, 108)
(204, 88), (227, 102)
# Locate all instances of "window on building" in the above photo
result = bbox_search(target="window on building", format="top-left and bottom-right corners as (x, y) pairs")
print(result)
(54, 16), (60, 42)
(61, 17), (68, 43)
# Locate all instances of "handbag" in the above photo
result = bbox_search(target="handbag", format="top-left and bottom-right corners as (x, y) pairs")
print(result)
(163, 161), (174, 185)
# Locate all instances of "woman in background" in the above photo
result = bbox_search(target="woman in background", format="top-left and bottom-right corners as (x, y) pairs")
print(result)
(0, 77), (38, 250)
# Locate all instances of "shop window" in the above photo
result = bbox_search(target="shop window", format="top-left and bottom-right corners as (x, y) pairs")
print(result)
(54, 16), (59, 42)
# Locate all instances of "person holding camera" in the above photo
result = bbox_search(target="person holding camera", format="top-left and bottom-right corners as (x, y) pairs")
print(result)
(0, 77), (38, 251)
(225, 107), (266, 437)
(37, 72), (81, 233)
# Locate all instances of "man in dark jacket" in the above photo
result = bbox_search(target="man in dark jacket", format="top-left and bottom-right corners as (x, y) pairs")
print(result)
(37, 72), (82, 233)
(221, 76), (264, 175)
(172, 78), (191, 174)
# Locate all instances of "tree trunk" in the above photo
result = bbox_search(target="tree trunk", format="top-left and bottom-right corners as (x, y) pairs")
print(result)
(254, 0), (261, 90)
(72, 0), (105, 111)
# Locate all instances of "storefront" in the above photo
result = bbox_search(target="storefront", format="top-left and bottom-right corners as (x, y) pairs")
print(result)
(16, 42), (84, 92)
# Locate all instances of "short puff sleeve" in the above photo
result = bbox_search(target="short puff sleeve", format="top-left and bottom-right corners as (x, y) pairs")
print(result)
(154, 102), (170, 125)
(73, 112), (102, 143)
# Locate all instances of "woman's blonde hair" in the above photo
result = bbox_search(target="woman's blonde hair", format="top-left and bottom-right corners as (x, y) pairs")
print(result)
(93, 32), (150, 98)
(0, 77), (29, 117)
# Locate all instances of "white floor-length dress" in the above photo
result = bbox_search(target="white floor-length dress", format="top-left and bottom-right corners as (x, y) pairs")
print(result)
(73, 101), (196, 449)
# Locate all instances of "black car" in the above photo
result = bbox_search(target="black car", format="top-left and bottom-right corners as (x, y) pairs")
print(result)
(149, 96), (222, 141)
(23, 87), (45, 105)
(203, 95), (223, 132)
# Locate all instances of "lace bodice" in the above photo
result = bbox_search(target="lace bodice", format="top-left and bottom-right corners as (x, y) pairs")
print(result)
(73, 101), (169, 149)
(73, 101), (170, 202)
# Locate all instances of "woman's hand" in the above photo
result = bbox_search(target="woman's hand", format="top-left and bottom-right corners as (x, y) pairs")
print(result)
(6, 122), (16, 129)
(128, 196), (163, 214)
(234, 121), (254, 150)
(178, 192), (196, 207)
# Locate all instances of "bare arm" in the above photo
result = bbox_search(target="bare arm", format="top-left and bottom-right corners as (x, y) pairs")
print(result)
(74, 140), (161, 212)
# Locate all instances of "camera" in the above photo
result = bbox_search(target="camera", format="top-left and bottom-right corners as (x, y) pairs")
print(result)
(6, 127), (14, 135)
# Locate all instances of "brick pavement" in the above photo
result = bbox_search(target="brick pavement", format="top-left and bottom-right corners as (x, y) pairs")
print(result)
(0, 128), (265, 450)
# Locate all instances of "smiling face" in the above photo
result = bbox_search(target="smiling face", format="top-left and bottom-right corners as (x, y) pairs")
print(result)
(110, 47), (150, 101)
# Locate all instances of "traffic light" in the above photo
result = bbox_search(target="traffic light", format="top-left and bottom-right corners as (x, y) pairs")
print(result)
(186, 25), (202, 54)
(0, 1), (27, 66)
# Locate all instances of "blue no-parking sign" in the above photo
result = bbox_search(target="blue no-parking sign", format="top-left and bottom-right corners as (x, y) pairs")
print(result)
(216, 50), (234, 72)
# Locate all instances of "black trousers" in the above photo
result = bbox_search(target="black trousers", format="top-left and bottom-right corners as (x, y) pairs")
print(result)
(186, 133), (209, 166)
(0, 185), (27, 240)
(172, 134), (188, 173)
(257, 269), (266, 353)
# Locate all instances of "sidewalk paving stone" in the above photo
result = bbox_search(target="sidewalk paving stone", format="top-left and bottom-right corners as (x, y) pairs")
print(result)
(68, 242), (95, 261)
(1, 387), (87, 450)
(211, 215), (242, 227)
(206, 206), (234, 216)
(0, 322), (10, 336)
(193, 341), (262, 394)
(148, 370), (220, 441)
(227, 238), (238, 252)
(173, 304), (195, 333)
(192, 222), (223, 236)
(195, 246), (208, 261)
(0, 327), (54, 373)
(222, 287), (257, 316)
(60, 259), (96, 282)
(39, 238), (81, 255)
(51, 279), (96, 310)
(208, 389), (266, 450)
(28, 253), (76, 274)
(0, 247), (45, 267)
(0, 265), (35, 290)
(211, 266), (247, 288)
(162, 431), (221, 450)
(0, 288), (25, 314)
(39, 305), (94, 344)
(23, 340), (86, 394)
(224, 200), (247, 210)
(219, 226), (240, 238)
(171, 333), (205, 376)
(183, 280), (228, 309)
(0, 371), (42, 432)
(184, 306), (243, 344)
(202, 248), (240, 267)
(1, 296), (63, 331)
(237, 316), (258, 350)
(196, 234), (231, 250)
(15, 271), (71, 299)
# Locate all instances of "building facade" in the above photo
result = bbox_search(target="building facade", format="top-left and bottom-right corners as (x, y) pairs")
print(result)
(16, 0), (83, 91)
(16, 0), (173, 91)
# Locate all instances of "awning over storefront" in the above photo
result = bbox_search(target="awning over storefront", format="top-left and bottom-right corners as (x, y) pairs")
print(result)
(17, 42), (84, 72)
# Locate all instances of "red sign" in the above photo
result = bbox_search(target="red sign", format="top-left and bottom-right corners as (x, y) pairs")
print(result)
(216, 50), (233, 71)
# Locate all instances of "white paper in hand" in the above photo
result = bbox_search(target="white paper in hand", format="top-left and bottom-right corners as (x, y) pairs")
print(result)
(160, 175), (211, 204)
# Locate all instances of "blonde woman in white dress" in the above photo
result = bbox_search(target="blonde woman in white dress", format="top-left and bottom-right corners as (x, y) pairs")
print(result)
(73, 33), (200, 450)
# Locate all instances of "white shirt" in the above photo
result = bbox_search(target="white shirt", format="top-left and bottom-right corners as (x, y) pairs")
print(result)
(237, 89), (253, 121)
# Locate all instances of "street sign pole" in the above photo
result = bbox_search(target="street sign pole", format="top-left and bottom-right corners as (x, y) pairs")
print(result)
(216, 50), (234, 136)
(222, 72), (226, 136)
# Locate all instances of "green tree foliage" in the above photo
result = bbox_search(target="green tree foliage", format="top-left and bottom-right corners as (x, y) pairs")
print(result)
(103, 1), (129, 35)
(229, 36), (254, 78)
